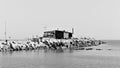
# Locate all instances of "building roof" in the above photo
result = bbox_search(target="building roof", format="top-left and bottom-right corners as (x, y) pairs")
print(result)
(44, 30), (72, 33)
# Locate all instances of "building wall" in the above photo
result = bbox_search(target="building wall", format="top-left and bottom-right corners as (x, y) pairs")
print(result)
(43, 31), (55, 38)
(55, 31), (64, 39)
(64, 32), (69, 39)
(69, 33), (72, 38)
(43, 30), (72, 39)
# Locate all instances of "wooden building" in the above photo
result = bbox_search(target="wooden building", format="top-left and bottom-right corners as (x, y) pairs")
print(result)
(43, 30), (73, 39)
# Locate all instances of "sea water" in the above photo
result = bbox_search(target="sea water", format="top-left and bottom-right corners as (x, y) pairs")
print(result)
(0, 40), (120, 68)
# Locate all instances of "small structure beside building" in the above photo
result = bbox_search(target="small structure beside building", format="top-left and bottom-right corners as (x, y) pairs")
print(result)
(43, 30), (73, 39)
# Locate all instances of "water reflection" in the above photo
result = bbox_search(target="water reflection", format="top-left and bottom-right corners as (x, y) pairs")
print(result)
(0, 49), (74, 56)
(1, 51), (14, 55)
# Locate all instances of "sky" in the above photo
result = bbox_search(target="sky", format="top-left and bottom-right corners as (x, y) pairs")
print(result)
(0, 0), (120, 40)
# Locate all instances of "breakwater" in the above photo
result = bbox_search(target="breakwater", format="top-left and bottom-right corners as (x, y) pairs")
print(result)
(0, 38), (104, 52)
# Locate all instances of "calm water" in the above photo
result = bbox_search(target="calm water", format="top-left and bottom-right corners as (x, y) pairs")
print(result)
(0, 40), (120, 68)
(104, 40), (120, 46)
